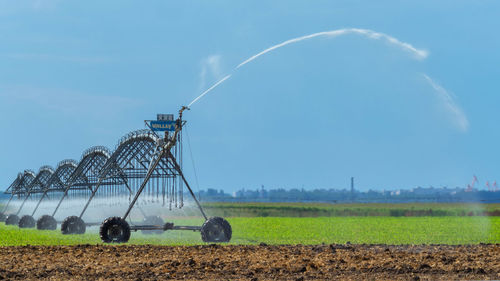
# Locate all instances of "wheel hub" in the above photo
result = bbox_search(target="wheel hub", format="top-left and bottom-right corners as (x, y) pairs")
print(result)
(109, 225), (123, 238)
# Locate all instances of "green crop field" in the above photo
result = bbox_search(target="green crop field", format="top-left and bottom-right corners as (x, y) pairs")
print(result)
(201, 202), (500, 217)
(1, 216), (499, 246)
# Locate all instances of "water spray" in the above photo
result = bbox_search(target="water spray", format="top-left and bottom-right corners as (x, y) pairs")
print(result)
(187, 28), (428, 108)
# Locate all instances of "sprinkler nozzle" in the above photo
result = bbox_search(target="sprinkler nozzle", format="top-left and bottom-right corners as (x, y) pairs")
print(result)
(179, 106), (190, 118)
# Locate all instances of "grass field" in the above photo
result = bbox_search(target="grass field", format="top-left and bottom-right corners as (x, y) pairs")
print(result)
(1, 216), (499, 246)
(201, 202), (500, 217)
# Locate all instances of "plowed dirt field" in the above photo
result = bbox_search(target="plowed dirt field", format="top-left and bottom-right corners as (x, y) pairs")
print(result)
(0, 244), (498, 280)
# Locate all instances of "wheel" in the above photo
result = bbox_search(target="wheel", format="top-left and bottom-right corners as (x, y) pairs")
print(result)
(201, 217), (232, 243)
(100, 217), (131, 243)
(37, 215), (57, 230)
(61, 216), (86, 234)
(0, 213), (6, 222)
(5, 214), (19, 225)
(18, 215), (36, 228)
(141, 215), (164, 235)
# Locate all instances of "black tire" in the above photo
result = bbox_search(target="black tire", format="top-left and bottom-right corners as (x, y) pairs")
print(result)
(5, 214), (19, 225)
(141, 215), (164, 235)
(201, 217), (232, 243)
(37, 215), (57, 230)
(0, 213), (6, 222)
(61, 216), (86, 234)
(100, 217), (131, 243)
(18, 215), (36, 228)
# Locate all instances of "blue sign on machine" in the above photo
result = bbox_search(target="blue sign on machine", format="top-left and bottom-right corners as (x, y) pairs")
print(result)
(149, 120), (176, 132)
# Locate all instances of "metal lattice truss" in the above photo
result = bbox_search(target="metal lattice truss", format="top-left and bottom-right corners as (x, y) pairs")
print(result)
(5, 170), (36, 198)
(3, 129), (184, 218)
(2, 170), (36, 212)
(26, 166), (55, 199)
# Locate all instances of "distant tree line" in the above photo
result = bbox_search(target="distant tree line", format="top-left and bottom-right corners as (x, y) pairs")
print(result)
(195, 186), (500, 203)
(2, 186), (499, 203)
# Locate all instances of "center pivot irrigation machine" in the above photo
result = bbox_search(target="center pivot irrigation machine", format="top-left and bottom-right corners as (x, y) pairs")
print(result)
(1, 106), (232, 243)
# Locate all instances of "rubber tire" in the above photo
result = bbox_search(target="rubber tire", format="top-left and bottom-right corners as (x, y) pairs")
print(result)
(100, 217), (131, 243)
(61, 216), (86, 234)
(5, 214), (20, 225)
(0, 213), (6, 222)
(18, 215), (36, 228)
(201, 217), (232, 243)
(37, 215), (57, 230)
(141, 215), (164, 235)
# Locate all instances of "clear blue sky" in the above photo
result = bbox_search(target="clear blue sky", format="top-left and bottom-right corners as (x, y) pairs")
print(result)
(1, 1), (499, 192)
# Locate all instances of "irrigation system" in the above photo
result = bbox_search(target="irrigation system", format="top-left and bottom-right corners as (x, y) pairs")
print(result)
(0, 106), (232, 243)
(0, 28), (436, 244)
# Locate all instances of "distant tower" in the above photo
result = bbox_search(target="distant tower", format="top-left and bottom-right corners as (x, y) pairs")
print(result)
(350, 177), (355, 202)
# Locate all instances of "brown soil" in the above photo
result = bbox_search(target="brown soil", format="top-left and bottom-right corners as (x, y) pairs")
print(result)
(0, 244), (499, 280)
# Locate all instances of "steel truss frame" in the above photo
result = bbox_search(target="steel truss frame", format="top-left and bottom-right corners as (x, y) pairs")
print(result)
(13, 166), (54, 216)
(1, 170), (36, 214)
